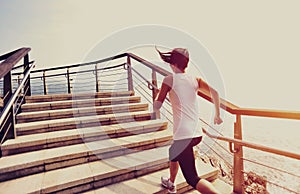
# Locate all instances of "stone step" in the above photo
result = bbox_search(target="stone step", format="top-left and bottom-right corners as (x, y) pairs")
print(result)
(0, 146), (173, 193)
(83, 158), (219, 194)
(185, 179), (233, 194)
(21, 95), (141, 112)
(25, 91), (134, 103)
(16, 111), (153, 136)
(17, 102), (148, 123)
(0, 128), (173, 182)
(2, 119), (168, 156)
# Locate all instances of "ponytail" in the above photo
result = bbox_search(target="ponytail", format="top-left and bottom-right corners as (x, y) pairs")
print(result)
(155, 46), (172, 64)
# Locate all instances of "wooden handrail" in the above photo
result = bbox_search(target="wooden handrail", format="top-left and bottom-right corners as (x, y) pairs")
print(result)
(0, 49), (20, 61)
(0, 48), (31, 79)
(197, 88), (239, 113)
(232, 108), (300, 120)
(203, 128), (300, 160)
(197, 89), (300, 120)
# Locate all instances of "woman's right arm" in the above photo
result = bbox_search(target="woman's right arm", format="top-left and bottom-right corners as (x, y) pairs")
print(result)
(153, 75), (172, 111)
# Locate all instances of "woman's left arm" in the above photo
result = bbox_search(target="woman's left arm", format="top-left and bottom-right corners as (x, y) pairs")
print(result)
(197, 78), (223, 125)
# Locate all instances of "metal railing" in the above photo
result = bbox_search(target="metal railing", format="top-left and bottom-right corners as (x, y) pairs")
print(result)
(1, 50), (299, 193)
(0, 48), (34, 147)
(11, 53), (130, 95)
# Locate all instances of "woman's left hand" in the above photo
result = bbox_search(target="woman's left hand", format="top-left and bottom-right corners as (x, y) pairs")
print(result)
(214, 115), (223, 125)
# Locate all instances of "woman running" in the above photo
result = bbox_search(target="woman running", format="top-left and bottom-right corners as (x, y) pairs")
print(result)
(154, 47), (222, 194)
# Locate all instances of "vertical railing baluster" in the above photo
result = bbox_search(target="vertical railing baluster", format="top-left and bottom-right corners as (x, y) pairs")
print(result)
(17, 75), (21, 86)
(67, 68), (71, 94)
(23, 54), (31, 96)
(233, 114), (244, 193)
(95, 64), (99, 92)
(152, 70), (160, 119)
(127, 56), (134, 92)
(43, 71), (47, 95)
(3, 71), (16, 140)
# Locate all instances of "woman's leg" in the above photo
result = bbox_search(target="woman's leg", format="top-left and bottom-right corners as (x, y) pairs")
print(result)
(169, 161), (179, 183)
(177, 138), (220, 194)
(177, 144), (200, 188)
(196, 179), (220, 194)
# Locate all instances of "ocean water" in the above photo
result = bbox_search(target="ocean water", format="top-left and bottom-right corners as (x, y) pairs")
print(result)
(242, 118), (300, 193)
(203, 113), (300, 193)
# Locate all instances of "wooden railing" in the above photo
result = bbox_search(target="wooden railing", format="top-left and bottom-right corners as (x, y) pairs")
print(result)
(197, 86), (300, 193)
(198, 88), (300, 120)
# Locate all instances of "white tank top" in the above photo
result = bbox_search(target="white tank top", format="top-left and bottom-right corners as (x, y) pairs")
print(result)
(169, 73), (202, 140)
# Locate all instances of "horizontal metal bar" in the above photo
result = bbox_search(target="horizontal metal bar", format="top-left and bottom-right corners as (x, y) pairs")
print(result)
(12, 61), (35, 71)
(131, 67), (157, 90)
(29, 53), (127, 74)
(242, 158), (300, 179)
(203, 128), (300, 160)
(28, 63), (126, 80)
(97, 72), (124, 78)
(127, 53), (171, 76)
(132, 69), (172, 103)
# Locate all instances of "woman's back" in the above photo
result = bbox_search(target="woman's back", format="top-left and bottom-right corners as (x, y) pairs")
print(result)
(169, 73), (202, 140)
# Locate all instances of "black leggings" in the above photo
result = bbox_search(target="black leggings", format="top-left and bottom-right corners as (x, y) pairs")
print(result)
(169, 136), (202, 189)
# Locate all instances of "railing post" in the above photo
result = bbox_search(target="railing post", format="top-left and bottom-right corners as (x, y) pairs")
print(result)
(67, 68), (71, 94)
(23, 54), (31, 96)
(152, 70), (160, 119)
(95, 64), (99, 92)
(43, 71), (47, 95)
(3, 71), (16, 140)
(127, 56), (134, 92)
(233, 114), (244, 193)
(17, 75), (21, 85)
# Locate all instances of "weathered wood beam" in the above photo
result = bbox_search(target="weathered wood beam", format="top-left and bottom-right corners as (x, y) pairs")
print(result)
(0, 48), (31, 79)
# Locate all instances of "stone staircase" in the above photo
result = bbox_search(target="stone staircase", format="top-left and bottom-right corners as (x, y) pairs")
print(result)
(0, 91), (228, 193)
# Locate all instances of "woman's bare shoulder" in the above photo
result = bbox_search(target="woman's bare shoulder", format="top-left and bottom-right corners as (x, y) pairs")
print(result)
(163, 75), (173, 87)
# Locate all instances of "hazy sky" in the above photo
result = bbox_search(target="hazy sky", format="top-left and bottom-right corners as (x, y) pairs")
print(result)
(1, 0), (300, 111)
